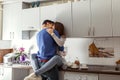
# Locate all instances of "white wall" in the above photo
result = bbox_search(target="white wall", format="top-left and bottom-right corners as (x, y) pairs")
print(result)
(0, 40), (11, 49)
(11, 37), (120, 65)
(64, 38), (120, 65)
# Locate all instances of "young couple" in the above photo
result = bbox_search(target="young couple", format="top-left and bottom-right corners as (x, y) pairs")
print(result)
(24, 20), (66, 80)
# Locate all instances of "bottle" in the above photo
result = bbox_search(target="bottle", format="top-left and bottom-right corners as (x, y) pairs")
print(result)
(74, 57), (80, 66)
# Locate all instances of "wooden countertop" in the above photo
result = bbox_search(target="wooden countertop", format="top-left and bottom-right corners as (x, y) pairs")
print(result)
(61, 65), (120, 75)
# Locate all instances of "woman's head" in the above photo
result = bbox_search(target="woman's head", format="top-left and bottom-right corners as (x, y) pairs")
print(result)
(54, 22), (65, 36)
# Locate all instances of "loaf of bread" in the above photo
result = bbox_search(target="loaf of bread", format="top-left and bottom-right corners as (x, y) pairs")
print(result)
(89, 42), (99, 56)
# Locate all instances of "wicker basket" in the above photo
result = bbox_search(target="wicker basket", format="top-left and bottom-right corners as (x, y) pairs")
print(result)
(0, 49), (13, 63)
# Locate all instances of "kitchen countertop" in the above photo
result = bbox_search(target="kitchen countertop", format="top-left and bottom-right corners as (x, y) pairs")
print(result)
(61, 65), (120, 75)
(0, 63), (32, 69)
(1, 63), (120, 75)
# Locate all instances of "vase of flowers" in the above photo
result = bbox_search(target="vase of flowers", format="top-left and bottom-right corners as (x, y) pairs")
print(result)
(14, 47), (27, 63)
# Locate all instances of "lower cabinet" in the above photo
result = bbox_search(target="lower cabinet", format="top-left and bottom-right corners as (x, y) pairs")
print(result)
(59, 71), (120, 80)
(61, 72), (98, 80)
(0, 67), (29, 80)
(99, 74), (120, 80)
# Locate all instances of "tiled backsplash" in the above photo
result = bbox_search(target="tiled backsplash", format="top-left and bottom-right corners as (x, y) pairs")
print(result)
(11, 38), (120, 65)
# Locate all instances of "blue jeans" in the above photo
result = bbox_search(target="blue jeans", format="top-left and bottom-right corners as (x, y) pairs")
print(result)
(30, 54), (63, 80)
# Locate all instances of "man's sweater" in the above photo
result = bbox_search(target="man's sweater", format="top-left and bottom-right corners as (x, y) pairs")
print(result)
(36, 28), (62, 60)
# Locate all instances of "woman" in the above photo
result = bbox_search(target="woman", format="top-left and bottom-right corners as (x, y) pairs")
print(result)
(24, 22), (66, 80)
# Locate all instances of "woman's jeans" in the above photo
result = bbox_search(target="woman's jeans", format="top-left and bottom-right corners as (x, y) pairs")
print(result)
(30, 54), (63, 80)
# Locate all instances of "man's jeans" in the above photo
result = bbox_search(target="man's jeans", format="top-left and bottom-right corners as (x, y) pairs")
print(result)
(30, 54), (63, 80)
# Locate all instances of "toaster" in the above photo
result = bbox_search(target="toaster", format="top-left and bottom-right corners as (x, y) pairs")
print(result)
(3, 53), (16, 64)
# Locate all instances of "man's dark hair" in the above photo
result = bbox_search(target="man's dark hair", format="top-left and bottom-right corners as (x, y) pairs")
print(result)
(42, 20), (54, 25)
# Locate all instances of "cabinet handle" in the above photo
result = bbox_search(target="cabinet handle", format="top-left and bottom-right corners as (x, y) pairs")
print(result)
(88, 27), (91, 36)
(13, 32), (14, 39)
(93, 27), (95, 36)
(10, 32), (11, 39)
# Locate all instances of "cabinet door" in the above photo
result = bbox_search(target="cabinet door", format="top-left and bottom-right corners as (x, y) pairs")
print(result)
(3, 4), (13, 40)
(64, 72), (81, 80)
(0, 67), (4, 80)
(112, 0), (120, 36)
(91, 0), (112, 37)
(99, 74), (120, 80)
(0, 10), (2, 40)
(56, 3), (72, 37)
(72, 0), (90, 37)
(86, 74), (98, 80)
(11, 2), (22, 40)
(2, 2), (22, 40)
(64, 72), (98, 80)
(40, 5), (56, 25)
(22, 7), (40, 30)
(3, 68), (12, 80)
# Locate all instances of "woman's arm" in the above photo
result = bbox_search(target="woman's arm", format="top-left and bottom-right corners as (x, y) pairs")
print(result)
(47, 29), (66, 47)
(51, 33), (66, 46)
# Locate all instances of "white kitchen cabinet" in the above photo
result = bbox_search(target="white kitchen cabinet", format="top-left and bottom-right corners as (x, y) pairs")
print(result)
(99, 74), (120, 80)
(2, 2), (22, 40)
(90, 0), (112, 37)
(112, 0), (120, 36)
(72, 0), (112, 37)
(63, 72), (98, 80)
(40, 3), (72, 37)
(0, 10), (2, 40)
(0, 66), (29, 80)
(22, 7), (40, 30)
(40, 4), (56, 26)
(72, 0), (90, 37)
(56, 3), (73, 37)
(0, 67), (4, 80)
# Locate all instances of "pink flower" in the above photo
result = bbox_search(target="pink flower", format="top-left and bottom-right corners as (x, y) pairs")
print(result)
(19, 47), (25, 53)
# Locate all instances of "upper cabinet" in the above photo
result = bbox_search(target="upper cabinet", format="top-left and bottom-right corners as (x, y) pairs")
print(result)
(40, 3), (72, 37)
(22, 7), (40, 30)
(3, 0), (120, 38)
(72, 0), (112, 37)
(40, 4), (56, 26)
(0, 9), (2, 40)
(56, 3), (72, 37)
(112, 0), (120, 36)
(91, 0), (112, 37)
(72, 0), (90, 37)
(2, 2), (22, 40)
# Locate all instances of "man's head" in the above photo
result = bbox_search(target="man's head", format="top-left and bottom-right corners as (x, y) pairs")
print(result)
(42, 20), (54, 29)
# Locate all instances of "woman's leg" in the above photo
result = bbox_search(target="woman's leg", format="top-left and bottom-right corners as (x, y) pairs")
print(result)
(30, 53), (40, 72)
(35, 55), (63, 76)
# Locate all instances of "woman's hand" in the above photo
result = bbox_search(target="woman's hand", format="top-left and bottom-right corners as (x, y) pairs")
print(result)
(47, 29), (54, 35)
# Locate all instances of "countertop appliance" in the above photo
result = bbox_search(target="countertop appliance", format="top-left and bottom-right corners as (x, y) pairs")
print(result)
(3, 53), (16, 64)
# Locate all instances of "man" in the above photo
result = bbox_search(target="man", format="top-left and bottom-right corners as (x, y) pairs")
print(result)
(24, 20), (63, 80)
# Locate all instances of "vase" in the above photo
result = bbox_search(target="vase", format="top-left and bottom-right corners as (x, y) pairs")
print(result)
(19, 55), (25, 62)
